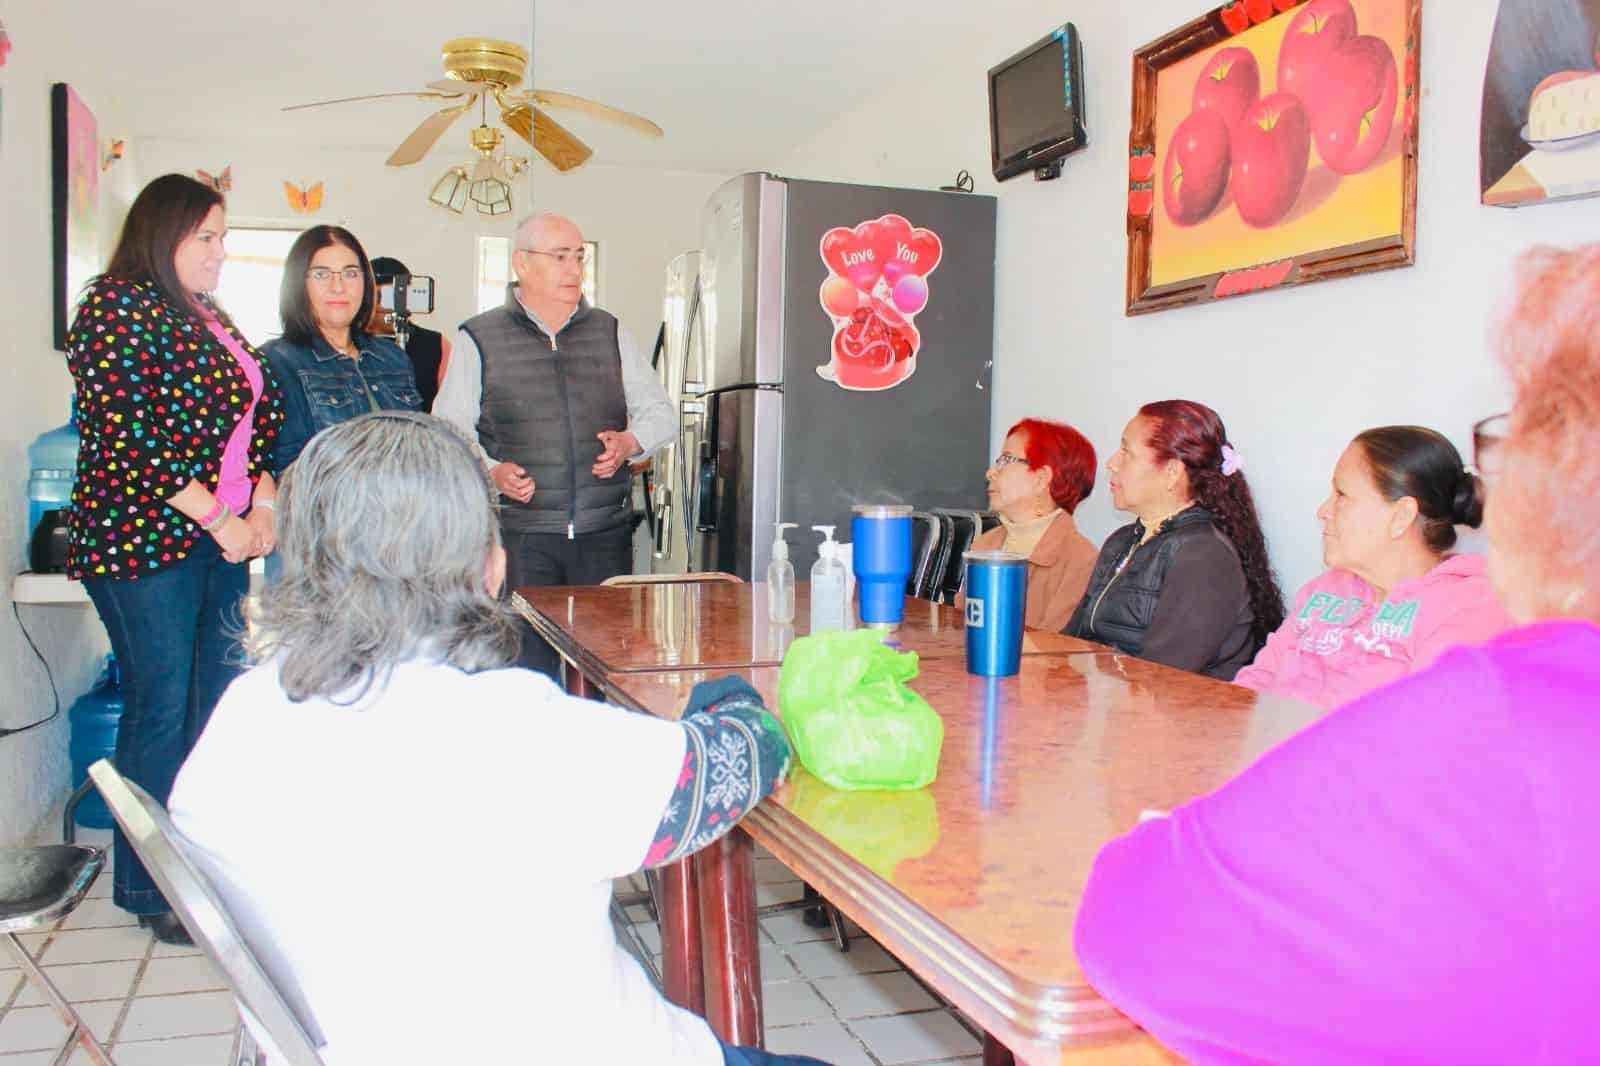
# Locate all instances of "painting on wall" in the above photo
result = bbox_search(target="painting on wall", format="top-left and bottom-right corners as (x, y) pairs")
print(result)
(1481, 0), (1600, 207)
(52, 83), (99, 350)
(1126, 0), (1421, 315)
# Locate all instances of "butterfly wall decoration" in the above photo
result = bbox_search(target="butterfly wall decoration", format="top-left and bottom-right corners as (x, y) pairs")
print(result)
(0, 18), (13, 67)
(196, 166), (231, 192)
(101, 139), (124, 171)
(284, 180), (324, 213)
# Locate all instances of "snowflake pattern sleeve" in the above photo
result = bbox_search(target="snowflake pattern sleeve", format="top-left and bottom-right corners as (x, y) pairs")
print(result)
(641, 676), (793, 870)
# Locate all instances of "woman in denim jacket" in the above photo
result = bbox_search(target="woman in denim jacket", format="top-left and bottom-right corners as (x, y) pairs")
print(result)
(259, 225), (421, 478)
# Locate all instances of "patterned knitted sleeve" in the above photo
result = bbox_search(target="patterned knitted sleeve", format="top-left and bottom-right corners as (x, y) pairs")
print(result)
(67, 279), (205, 487)
(640, 676), (793, 870)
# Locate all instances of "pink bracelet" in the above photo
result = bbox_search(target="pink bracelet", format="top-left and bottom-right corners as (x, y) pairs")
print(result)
(197, 499), (225, 528)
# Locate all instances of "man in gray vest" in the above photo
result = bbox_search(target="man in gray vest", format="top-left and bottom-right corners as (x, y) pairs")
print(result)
(436, 212), (675, 600)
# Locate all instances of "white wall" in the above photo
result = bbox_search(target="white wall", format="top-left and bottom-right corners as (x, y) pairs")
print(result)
(771, 0), (1593, 596)
(137, 138), (729, 348)
(0, 0), (130, 844)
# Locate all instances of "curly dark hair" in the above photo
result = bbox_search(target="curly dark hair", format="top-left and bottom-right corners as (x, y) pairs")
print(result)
(1140, 400), (1285, 649)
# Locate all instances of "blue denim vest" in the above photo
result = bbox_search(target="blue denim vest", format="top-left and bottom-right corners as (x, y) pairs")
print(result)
(259, 332), (421, 474)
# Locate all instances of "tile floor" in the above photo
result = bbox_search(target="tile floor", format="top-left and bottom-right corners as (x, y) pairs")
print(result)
(3, 830), (980, 1065)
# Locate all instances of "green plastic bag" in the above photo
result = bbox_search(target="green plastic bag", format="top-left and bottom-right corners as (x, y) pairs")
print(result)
(778, 629), (944, 791)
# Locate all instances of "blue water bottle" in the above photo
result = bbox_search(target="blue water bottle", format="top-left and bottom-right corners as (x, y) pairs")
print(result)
(68, 657), (124, 829)
(851, 504), (913, 629)
(963, 550), (1027, 677)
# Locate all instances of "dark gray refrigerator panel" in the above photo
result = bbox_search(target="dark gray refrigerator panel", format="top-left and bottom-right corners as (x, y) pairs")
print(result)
(778, 180), (997, 575)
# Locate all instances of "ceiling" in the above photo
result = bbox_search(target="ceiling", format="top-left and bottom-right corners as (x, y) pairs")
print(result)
(63, 1), (985, 174)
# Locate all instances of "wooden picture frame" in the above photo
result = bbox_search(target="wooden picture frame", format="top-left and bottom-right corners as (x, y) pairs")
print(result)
(52, 83), (99, 350)
(1126, 0), (1421, 315)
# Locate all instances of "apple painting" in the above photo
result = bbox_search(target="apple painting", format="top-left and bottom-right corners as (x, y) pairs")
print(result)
(1278, 0), (1359, 116)
(1313, 35), (1398, 173)
(1163, 110), (1233, 225)
(1232, 93), (1311, 227)
(1193, 48), (1262, 134)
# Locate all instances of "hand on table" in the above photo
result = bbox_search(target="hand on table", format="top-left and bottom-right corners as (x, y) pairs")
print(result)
(594, 430), (640, 479)
(491, 462), (536, 503)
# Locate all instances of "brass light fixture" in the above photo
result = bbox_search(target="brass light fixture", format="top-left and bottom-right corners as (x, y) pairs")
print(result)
(429, 165), (469, 213)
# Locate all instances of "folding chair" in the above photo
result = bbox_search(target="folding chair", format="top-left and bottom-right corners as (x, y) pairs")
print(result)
(0, 844), (115, 1065)
(89, 759), (328, 1066)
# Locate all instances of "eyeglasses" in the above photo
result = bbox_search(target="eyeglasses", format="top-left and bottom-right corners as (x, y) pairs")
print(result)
(518, 247), (588, 266)
(1472, 412), (1509, 484)
(307, 267), (364, 285)
(991, 453), (1028, 470)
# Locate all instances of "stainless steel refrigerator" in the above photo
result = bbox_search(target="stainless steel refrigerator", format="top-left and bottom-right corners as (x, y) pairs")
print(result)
(648, 172), (997, 579)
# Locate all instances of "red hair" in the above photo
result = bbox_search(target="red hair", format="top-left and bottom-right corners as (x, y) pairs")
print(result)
(1009, 418), (1096, 513)
(1138, 400), (1285, 647)
(1494, 244), (1600, 621)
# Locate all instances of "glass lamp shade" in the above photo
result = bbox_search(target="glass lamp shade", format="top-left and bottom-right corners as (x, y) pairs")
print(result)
(469, 176), (513, 216)
(429, 166), (469, 213)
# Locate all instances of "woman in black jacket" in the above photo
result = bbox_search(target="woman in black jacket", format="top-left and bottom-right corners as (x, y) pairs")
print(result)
(1067, 400), (1284, 680)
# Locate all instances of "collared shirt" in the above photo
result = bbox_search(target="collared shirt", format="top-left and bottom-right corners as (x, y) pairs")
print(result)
(434, 294), (675, 471)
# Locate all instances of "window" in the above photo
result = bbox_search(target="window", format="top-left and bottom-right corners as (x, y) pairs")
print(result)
(216, 228), (301, 343)
(477, 236), (598, 313)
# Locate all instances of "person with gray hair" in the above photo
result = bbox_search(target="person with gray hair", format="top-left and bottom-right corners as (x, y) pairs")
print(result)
(435, 213), (676, 665)
(167, 411), (819, 1065)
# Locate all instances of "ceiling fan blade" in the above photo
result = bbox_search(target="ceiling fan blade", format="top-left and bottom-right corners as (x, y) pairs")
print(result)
(282, 89), (461, 112)
(532, 90), (664, 138)
(505, 106), (592, 172)
(385, 102), (473, 167)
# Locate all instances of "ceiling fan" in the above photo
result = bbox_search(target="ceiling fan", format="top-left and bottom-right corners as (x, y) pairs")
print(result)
(281, 37), (663, 174)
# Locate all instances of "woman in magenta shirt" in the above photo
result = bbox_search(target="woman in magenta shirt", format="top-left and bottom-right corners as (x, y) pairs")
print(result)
(1075, 244), (1600, 1064)
(66, 173), (282, 943)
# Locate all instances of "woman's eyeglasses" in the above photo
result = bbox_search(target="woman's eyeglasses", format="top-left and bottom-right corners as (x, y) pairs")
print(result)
(991, 453), (1028, 469)
(1472, 413), (1509, 484)
(307, 267), (364, 285)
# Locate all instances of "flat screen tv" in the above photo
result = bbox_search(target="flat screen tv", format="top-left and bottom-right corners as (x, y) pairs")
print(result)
(988, 23), (1088, 182)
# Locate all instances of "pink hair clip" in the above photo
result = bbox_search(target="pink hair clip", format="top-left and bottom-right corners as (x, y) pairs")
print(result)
(1220, 444), (1243, 477)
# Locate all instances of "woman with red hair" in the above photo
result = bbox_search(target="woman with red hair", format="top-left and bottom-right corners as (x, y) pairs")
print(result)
(1067, 400), (1284, 680)
(1075, 246), (1600, 1063)
(966, 417), (1099, 632)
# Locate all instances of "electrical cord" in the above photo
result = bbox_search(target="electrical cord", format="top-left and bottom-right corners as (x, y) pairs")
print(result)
(3, 576), (64, 740)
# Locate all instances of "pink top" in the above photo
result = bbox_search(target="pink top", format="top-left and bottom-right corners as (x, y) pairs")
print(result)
(205, 319), (264, 512)
(1234, 553), (1512, 708)
(1075, 618), (1600, 1065)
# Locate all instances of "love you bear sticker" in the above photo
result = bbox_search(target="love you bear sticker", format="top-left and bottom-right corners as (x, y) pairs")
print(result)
(817, 214), (943, 391)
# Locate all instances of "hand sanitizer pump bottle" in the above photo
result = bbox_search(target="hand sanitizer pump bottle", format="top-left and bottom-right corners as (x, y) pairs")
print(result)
(767, 523), (798, 624)
(810, 525), (848, 632)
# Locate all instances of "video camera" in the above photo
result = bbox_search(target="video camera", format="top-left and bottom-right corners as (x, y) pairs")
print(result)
(374, 273), (435, 349)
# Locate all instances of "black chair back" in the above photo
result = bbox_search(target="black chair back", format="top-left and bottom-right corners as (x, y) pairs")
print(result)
(907, 513), (940, 598)
(932, 509), (981, 604)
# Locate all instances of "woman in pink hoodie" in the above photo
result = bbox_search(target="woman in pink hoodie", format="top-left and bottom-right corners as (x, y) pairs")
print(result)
(1234, 426), (1512, 708)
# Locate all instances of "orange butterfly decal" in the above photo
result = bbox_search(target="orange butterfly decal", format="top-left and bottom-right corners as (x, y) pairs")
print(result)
(284, 181), (324, 213)
(101, 140), (125, 172)
(196, 166), (232, 192)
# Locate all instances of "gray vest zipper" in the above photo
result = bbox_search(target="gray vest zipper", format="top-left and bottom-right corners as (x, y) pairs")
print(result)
(547, 332), (578, 539)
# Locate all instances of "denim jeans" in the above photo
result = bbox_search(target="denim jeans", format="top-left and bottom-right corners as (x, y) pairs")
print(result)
(82, 536), (249, 915)
(720, 1039), (832, 1066)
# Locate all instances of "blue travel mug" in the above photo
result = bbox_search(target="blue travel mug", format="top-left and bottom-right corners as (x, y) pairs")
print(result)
(963, 550), (1027, 677)
(851, 504), (913, 628)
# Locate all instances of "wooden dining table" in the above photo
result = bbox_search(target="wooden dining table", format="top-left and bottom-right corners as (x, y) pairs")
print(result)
(516, 580), (1325, 1064)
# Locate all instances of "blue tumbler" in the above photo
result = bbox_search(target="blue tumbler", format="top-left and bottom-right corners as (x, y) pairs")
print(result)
(963, 550), (1027, 676)
(851, 504), (913, 629)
